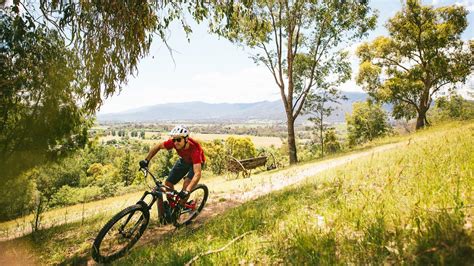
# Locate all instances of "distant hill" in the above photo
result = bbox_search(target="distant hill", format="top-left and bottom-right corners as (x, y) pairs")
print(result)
(97, 92), (370, 123)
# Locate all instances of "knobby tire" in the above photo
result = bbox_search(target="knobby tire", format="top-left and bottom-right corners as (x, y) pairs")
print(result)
(91, 204), (149, 263)
(173, 184), (209, 228)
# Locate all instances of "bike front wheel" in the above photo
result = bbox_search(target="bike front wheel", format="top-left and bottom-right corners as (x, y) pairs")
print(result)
(92, 204), (149, 263)
(174, 184), (209, 228)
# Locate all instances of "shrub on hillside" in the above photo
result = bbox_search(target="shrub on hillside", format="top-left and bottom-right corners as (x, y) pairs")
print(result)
(202, 139), (227, 175)
(51, 185), (102, 207)
(346, 101), (390, 146)
(430, 92), (474, 122)
(225, 136), (257, 160)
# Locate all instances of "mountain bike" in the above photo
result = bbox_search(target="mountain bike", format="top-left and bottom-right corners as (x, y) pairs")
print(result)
(91, 167), (209, 263)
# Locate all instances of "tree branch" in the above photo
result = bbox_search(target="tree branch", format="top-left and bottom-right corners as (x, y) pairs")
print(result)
(380, 56), (412, 73)
(185, 231), (254, 266)
(430, 81), (450, 97)
(399, 96), (420, 112)
(267, 3), (280, 65)
(261, 42), (282, 88)
(293, 85), (313, 120)
(267, 2), (286, 104)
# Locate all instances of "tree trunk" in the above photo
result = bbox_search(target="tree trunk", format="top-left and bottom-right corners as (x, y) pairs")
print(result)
(417, 84), (431, 130)
(416, 108), (428, 129)
(33, 196), (43, 232)
(287, 116), (298, 164)
(320, 116), (324, 158)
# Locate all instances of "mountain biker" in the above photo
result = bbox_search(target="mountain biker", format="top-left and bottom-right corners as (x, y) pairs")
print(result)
(139, 125), (205, 202)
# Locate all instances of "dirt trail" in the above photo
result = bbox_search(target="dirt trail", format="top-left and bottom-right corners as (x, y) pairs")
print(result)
(226, 141), (407, 202)
(1, 140), (410, 265)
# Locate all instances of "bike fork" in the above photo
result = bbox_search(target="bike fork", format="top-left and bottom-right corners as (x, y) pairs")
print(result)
(119, 211), (144, 238)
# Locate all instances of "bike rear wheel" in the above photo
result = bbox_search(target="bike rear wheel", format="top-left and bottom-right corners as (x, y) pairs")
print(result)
(92, 204), (149, 263)
(174, 184), (209, 227)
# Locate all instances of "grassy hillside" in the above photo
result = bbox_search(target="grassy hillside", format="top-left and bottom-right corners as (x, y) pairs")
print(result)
(118, 121), (473, 265)
(0, 121), (472, 265)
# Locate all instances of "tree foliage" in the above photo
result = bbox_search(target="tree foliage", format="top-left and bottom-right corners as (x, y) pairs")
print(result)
(356, 0), (473, 129)
(432, 92), (474, 120)
(120, 149), (134, 186)
(211, 0), (376, 164)
(0, 10), (90, 183)
(346, 101), (390, 145)
(306, 87), (347, 158)
(202, 139), (227, 175)
(225, 136), (257, 160)
(0, 0), (240, 183)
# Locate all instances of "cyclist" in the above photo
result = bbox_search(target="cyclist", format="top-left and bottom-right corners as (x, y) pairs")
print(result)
(139, 125), (205, 202)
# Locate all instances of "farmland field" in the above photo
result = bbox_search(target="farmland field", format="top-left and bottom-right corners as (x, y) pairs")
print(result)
(99, 133), (283, 148)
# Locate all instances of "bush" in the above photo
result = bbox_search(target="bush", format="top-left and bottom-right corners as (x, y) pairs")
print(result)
(202, 139), (227, 175)
(225, 137), (257, 160)
(346, 101), (390, 145)
(324, 128), (341, 154)
(0, 174), (35, 221)
(430, 93), (474, 122)
(51, 185), (103, 207)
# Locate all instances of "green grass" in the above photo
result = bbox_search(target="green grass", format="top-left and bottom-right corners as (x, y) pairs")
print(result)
(1, 121), (472, 265)
(116, 121), (473, 265)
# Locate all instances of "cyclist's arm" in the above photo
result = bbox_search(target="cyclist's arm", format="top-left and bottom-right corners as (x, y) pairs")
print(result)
(186, 163), (202, 192)
(145, 142), (166, 161)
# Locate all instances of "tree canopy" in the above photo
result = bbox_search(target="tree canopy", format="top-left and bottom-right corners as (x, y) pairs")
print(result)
(0, 10), (89, 182)
(0, 1), (232, 182)
(356, 0), (473, 129)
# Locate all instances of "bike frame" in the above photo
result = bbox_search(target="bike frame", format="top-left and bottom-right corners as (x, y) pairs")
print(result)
(137, 168), (172, 224)
(137, 168), (196, 225)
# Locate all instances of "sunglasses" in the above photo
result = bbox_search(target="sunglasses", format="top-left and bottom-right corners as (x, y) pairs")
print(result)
(173, 137), (183, 143)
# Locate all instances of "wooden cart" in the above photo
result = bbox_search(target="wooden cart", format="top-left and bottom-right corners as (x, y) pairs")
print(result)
(226, 152), (277, 179)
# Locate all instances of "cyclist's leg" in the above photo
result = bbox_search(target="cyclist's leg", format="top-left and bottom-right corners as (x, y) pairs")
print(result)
(166, 158), (189, 190)
(182, 173), (193, 192)
(166, 158), (193, 190)
(182, 162), (203, 191)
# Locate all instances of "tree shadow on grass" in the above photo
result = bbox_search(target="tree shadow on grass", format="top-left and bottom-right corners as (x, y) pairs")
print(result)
(413, 210), (473, 265)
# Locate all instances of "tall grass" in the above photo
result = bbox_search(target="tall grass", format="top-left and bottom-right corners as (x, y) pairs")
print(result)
(117, 121), (473, 265)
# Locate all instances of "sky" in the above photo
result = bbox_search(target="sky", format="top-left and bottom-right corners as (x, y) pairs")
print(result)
(98, 0), (474, 114)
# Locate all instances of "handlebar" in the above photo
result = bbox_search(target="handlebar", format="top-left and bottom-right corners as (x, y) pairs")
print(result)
(139, 167), (179, 195)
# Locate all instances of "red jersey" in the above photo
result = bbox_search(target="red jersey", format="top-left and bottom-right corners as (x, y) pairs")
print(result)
(163, 137), (206, 164)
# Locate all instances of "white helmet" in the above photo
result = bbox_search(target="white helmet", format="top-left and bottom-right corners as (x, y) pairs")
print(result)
(169, 125), (189, 138)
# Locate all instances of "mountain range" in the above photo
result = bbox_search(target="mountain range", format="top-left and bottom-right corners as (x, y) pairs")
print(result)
(97, 92), (370, 123)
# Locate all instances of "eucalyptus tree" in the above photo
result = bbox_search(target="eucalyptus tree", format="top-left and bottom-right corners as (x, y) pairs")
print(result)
(356, 0), (473, 129)
(210, 0), (376, 164)
(305, 87), (347, 158)
(0, 1), (229, 183)
(5, 1), (208, 111)
(0, 10), (89, 184)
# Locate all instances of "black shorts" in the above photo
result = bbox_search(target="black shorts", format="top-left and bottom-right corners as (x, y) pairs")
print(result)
(166, 158), (203, 185)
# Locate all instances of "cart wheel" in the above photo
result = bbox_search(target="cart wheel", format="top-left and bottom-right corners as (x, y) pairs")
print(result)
(257, 152), (277, 171)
